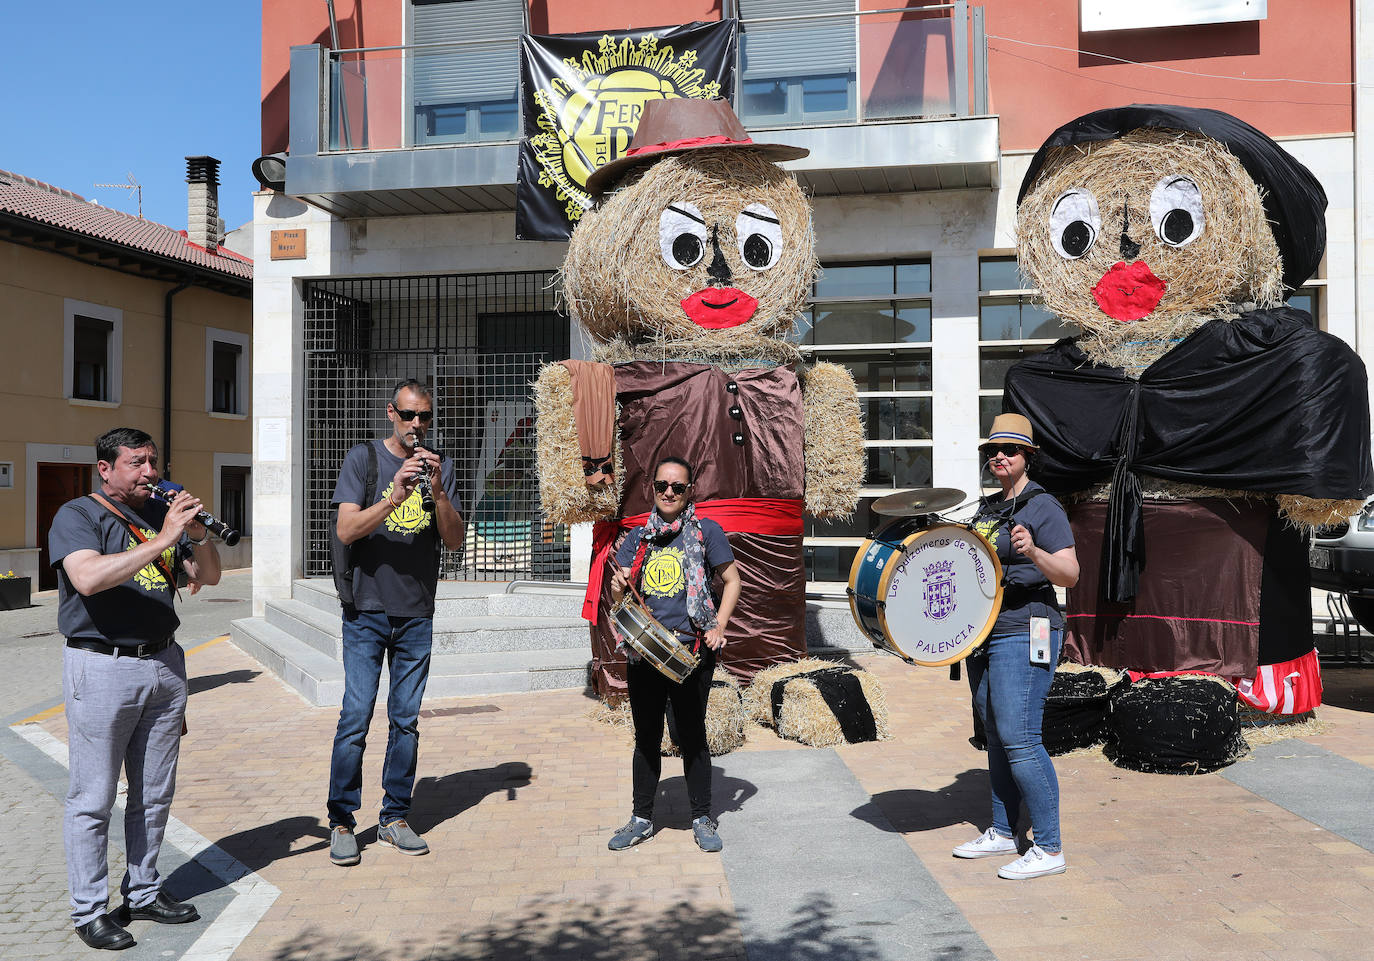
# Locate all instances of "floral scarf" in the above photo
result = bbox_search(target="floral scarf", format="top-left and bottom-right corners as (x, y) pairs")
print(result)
(630, 502), (718, 636)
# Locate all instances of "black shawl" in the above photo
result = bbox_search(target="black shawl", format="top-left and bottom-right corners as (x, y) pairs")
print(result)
(1004, 307), (1372, 602)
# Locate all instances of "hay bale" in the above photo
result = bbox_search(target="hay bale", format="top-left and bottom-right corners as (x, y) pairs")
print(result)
(1017, 129), (1283, 375)
(662, 668), (746, 757)
(801, 361), (864, 519)
(1238, 704), (1326, 747)
(1105, 674), (1248, 774)
(743, 658), (838, 726)
(1043, 663), (1127, 756)
(561, 150), (817, 365)
(763, 665), (889, 747)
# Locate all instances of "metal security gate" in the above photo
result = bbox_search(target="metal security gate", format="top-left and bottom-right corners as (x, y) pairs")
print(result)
(303, 272), (570, 581)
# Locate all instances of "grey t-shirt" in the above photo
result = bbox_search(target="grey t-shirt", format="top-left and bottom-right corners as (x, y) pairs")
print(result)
(49, 496), (186, 648)
(971, 481), (1075, 634)
(616, 517), (734, 643)
(332, 440), (461, 618)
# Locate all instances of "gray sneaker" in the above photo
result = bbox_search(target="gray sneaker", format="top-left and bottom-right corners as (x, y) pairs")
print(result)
(378, 819), (429, 856)
(607, 816), (654, 851)
(692, 816), (723, 853)
(329, 826), (360, 866)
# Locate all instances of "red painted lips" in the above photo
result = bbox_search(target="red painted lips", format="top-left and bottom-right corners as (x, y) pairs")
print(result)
(1091, 261), (1167, 321)
(681, 287), (759, 329)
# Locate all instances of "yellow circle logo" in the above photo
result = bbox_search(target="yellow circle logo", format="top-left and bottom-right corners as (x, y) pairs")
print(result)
(382, 483), (432, 535)
(641, 547), (686, 598)
(129, 529), (175, 593)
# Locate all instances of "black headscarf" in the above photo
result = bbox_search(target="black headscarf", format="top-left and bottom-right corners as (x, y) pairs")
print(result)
(1017, 104), (1327, 293)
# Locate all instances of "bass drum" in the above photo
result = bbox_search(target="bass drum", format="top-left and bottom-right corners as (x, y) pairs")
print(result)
(848, 521), (1003, 667)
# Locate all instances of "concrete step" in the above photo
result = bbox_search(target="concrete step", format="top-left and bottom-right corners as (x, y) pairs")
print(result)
(292, 578), (586, 619)
(230, 616), (345, 706)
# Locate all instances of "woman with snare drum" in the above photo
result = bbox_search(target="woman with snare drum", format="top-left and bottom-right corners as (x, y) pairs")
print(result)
(957, 414), (1079, 879)
(608, 456), (741, 853)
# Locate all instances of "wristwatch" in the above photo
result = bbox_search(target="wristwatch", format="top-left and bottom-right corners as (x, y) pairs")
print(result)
(188, 532), (212, 547)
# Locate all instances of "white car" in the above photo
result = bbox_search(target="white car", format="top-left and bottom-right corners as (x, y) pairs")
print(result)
(1310, 497), (1374, 631)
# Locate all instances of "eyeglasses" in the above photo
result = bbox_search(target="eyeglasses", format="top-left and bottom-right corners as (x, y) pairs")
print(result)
(980, 444), (1027, 459)
(393, 408), (433, 423)
(653, 481), (690, 495)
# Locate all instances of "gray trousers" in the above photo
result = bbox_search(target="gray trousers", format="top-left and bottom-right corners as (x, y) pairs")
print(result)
(63, 644), (186, 925)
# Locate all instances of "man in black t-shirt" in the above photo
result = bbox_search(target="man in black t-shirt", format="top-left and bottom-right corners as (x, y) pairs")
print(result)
(326, 380), (464, 866)
(49, 427), (221, 950)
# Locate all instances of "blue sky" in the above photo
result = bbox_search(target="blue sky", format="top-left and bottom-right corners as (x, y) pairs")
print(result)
(3, 4), (261, 234)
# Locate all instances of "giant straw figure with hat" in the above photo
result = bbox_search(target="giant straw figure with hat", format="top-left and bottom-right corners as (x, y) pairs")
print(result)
(535, 97), (864, 698)
(1005, 105), (1373, 719)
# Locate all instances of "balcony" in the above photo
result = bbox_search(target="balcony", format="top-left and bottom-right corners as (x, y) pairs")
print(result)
(284, 2), (998, 218)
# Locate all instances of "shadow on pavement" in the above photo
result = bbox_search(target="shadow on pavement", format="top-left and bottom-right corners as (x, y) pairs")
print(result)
(188, 669), (261, 697)
(1318, 667), (1374, 714)
(409, 760), (535, 835)
(267, 895), (886, 961)
(857, 768), (989, 834)
(167, 815), (331, 899)
(644, 769), (758, 831)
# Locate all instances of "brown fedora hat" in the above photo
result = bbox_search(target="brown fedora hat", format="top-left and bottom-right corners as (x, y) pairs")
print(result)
(584, 97), (809, 196)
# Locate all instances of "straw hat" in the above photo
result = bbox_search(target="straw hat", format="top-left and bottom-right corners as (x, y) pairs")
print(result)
(584, 97), (808, 196)
(986, 413), (1038, 449)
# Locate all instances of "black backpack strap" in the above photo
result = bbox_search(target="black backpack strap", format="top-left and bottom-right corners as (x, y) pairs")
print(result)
(364, 440), (378, 505)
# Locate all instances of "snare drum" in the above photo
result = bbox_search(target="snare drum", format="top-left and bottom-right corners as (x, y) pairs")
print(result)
(610, 595), (701, 683)
(848, 521), (1003, 667)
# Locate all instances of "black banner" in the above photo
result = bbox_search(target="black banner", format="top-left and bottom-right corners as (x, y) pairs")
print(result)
(516, 20), (737, 241)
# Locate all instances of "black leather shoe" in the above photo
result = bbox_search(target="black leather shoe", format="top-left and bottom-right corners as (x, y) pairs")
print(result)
(120, 891), (200, 924)
(75, 915), (135, 950)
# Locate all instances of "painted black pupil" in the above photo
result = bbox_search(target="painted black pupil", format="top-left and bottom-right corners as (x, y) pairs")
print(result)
(1162, 208), (1194, 244)
(672, 233), (702, 266)
(1061, 221), (1091, 257)
(743, 233), (772, 268)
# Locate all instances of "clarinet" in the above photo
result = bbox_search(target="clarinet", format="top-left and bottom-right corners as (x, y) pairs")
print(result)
(145, 480), (241, 546)
(411, 438), (437, 513)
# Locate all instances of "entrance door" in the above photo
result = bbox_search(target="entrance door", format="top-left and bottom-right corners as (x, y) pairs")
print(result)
(38, 464), (92, 590)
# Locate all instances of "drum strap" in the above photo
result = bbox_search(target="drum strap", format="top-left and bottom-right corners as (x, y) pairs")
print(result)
(771, 667), (878, 744)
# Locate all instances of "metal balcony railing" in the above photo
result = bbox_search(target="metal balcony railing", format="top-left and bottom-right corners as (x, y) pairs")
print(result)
(319, 2), (988, 154)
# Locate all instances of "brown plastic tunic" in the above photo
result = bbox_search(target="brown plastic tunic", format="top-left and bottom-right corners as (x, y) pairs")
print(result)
(591, 360), (808, 697)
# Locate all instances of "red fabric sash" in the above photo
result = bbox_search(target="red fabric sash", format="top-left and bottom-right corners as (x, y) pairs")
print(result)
(626, 135), (753, 157)
(582, 497), (803, 621)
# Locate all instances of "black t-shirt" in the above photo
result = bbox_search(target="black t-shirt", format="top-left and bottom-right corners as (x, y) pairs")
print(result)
(49, 496), (186, 648)
(971, 481), (1075, 634)
(616, 517), (734, 642)
(332, 440), (461, 618)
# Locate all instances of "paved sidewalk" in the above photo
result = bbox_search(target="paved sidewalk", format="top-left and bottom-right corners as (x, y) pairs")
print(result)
(4, 576), (1374, 960)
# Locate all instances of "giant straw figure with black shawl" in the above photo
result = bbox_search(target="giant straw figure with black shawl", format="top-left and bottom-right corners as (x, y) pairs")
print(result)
(1005, 105), (1372, 719)
(535, 98), (863, 699)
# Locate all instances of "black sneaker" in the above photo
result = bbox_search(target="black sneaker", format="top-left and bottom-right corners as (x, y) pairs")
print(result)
(607, 816), (654, 851)
(692, 816), (722, 853)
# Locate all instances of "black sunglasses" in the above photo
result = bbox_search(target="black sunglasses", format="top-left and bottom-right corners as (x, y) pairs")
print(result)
(653, 481), (690, 495)
(980, 443), (1027, 458)
(393, 407), (433, 423)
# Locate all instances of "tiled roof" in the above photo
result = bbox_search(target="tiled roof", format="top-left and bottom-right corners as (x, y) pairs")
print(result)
(0, 168), (252, 282)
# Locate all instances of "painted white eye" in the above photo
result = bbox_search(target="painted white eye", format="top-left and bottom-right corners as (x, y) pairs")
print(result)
(1048, 188), (1102, 260)
(1150, 175), (1205, 247)
(736, 203), (783, 270)
(659, 202), (708, 270)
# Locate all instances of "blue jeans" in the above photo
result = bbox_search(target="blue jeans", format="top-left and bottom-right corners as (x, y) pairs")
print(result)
(966, 628), (1062, 852)
(328, 609), (433, 829)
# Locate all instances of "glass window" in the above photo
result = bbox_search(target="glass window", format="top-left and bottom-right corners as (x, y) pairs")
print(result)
(813, 304), (894, 344)
(805, 544), (860, 583)
(979, 256), (1022, 291)
(865, 398), (932, 441)
(73, 316), (112, 401)
(821, 351), (932, 392)
(220, 466), (250, 537)
(802, 74), (850, 113)
(1288, 286), (1321, 328)
(868, 447), (933, 488)
(979, 396), (1002, 437)
(815, 264), (897, 299)
(742, 79), (788, 117)
(896, 262), (932, 295)
(212, 341), (242, 414)
(426, 104), (467, 138)
(479, 100), (518, 137)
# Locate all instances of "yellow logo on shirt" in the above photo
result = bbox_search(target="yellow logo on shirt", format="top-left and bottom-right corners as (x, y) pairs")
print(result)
(128, 529), (177, 593)
(972, 516), (1001, 550)
(381, 483), (432, 535)
(641, 547), (686, 599)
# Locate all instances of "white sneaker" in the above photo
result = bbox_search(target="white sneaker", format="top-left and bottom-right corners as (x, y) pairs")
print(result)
(997, 844), (1066, 879)
(952, 828), (1018, 859)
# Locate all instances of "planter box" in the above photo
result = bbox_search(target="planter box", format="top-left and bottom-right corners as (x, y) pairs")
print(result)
(0, 576), (31, 610)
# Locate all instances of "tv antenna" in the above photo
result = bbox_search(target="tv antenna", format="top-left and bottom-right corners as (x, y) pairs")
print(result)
(94, 172), (143, 218)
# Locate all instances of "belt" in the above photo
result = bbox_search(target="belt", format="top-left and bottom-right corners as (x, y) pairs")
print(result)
(66, 636), (175, 659)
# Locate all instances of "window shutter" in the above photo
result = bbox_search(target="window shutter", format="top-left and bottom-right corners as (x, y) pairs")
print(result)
(737, 0), (856, 80)
(412, 0), (523, 104)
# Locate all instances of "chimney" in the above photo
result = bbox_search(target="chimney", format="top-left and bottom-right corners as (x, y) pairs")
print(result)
(185, 155), (220, 253)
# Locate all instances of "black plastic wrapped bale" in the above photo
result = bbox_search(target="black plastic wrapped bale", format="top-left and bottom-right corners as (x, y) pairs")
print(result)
(1105, 675), (1248, 774)
(1043, 665), (1128, 756)
(767, 665), (889, 747)
(663, 668), (746, 757)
